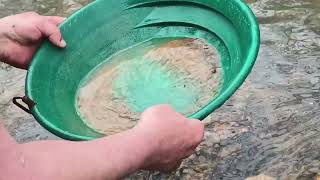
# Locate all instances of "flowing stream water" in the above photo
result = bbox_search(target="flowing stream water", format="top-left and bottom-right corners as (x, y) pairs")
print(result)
(0, 0), (320, 179)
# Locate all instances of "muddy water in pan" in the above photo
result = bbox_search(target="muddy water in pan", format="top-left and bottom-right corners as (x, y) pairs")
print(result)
(77, 38), (221, 135)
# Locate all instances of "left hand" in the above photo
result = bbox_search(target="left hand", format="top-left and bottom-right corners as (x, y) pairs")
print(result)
(0, 12), (66, 69)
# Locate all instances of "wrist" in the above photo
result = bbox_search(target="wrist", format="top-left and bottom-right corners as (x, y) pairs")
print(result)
(129, 129), (155, 168)
(129, 128), (157, 169)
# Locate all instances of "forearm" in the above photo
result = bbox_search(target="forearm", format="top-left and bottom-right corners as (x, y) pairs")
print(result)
(0, 124), (32, 180)
(20, 129), (151, 180)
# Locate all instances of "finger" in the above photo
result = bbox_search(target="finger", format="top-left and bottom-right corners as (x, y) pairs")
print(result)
(37, 21), (66, 48)
(2, 42), (39, 69)
(188, 119), (205, 147)
(46, 16), (66, 26)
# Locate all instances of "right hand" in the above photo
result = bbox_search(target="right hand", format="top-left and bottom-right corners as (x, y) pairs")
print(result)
(134, 105), (204, 172)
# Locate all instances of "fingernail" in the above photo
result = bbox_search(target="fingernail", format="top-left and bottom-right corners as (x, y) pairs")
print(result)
(60, 39), (66, 47)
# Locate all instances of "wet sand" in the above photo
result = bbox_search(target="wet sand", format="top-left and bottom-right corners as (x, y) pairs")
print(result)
(78, 38), (221, 135)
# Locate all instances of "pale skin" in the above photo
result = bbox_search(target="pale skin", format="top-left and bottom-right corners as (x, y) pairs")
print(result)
(0, 12), (205, 180)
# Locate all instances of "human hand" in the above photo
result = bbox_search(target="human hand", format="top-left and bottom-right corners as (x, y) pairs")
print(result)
(134, 105), (204, 173)
(0, 12), (66, 69)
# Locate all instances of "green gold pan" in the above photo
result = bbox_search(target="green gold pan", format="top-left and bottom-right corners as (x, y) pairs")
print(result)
(15, 0), (260, 141)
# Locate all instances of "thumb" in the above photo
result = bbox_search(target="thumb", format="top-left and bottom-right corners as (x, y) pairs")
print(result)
(45, 16), (66, 26)
(37, 20), (66, 48)
(188, 119), (205, 147)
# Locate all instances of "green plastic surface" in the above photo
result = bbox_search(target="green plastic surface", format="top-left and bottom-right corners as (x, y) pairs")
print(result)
(26, 0), (260, 141)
